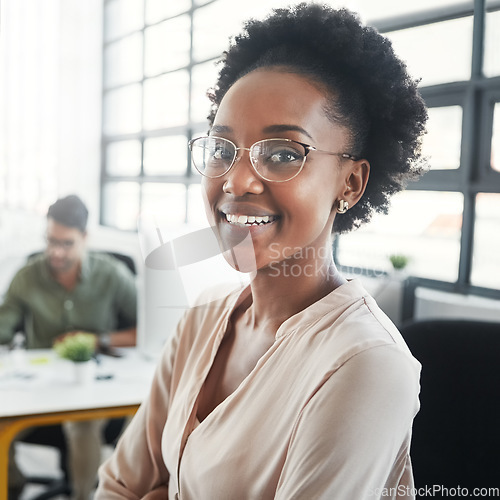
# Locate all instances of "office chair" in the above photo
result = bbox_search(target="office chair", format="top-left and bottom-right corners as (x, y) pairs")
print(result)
(400, 319), (500, 492)
(15, 250), (136, 499)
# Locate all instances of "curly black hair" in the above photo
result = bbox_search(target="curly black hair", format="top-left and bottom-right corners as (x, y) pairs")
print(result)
(206, 3), (428, 233)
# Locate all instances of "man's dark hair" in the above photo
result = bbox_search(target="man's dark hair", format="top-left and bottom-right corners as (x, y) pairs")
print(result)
(207, 3), (428, 233)
(47, 195), (88, 233)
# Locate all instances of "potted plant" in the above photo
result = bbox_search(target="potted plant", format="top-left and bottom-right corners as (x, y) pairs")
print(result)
(54, 332), (97, 384)
(389, 254), (410, 274)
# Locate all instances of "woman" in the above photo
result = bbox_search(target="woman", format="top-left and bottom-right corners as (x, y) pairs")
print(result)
(97, 4), (427, 499)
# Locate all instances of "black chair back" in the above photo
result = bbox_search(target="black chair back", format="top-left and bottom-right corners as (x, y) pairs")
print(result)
(400, 319), (500, 491)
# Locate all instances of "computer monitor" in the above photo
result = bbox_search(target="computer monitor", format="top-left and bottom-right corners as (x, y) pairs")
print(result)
(136, 219), (249, 359)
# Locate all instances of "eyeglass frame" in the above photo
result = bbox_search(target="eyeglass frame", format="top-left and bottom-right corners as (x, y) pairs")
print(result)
(45, 235), (77, 250)
(188, 135), (359, 183)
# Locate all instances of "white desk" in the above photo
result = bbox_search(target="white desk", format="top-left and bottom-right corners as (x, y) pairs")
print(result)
(0, 348), (157, 500)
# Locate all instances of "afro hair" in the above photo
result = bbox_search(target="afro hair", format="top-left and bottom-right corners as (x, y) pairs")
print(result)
(206, 3), (428, 233)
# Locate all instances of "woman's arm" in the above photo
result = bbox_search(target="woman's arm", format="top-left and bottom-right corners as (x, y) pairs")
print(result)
(95, 316), (185, 499)
(275, 344), (420, 500)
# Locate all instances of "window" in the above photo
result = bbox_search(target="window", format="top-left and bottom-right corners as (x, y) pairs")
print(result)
(101, 0), (297, 232)
(484, 8), (500, 77)
(337, 191), (464, 283)
(335, 1), (500, 296)
(471, 193), (500, 289)
(492, 103), (500, 172)
(101, 0), (500, 300)
(387, 17), (474, 87)
(422, 106), (463, 170)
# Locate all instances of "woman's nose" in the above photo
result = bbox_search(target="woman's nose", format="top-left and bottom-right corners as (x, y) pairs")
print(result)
(222, 151), (264, 196)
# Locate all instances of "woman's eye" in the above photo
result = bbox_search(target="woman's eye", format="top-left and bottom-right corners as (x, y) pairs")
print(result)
(211, 146), (232, 161)
(213, 148), (224, 159)
(268, 149), (302, 164)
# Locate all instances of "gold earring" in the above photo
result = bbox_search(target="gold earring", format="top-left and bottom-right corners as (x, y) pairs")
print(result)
(337, 200), (349, 214)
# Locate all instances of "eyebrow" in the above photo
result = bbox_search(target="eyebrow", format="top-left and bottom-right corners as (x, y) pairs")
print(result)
(262, 124), (313, 140)
(210, 124), (314, 140)
(210, 125), (232, 135)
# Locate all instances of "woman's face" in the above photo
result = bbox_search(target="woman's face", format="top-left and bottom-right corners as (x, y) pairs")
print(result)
(202, 69), (365, 273)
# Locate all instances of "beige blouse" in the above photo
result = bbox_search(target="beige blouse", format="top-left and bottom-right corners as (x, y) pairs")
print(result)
(96, 279), (421, 500)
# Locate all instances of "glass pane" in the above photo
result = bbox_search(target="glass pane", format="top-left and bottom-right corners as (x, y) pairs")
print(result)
(143, 71), (189, 130)
(492, 103), (500, 173)
(190, 60), (219, 124)
(355, 0), (473, 23)
(146, 0), (191, 24)
(104, 0), (144, 42)
(192, 2), (245, 61)
(142, 183), (187, 227)
(143, 135), (187, 175)
(103, 84), (142, 135)
(144, 15), (191, 76)
(102, 182), (140, 230)
(484, 10), (500, 78)
(104, 33), (143, 88)
(337, 191), (463, 282)
(387, 17), (473, 86)
(187, 183), (206, 227)
(106, 140), (142, 176)
(192, 0), (344, 61)
(422, 106), (462, 170)
(471, 193), (500, 289)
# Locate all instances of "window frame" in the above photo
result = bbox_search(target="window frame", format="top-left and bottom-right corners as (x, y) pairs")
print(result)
(100, 1), (214, 231)
(335, 0), (500, 310)
(100, 0), (500, 310)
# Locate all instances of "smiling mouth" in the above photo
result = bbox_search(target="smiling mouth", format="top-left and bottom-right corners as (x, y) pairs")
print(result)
(221, 212), (279, 227)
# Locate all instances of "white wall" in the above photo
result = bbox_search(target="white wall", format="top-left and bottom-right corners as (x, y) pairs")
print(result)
(0, 0), (108, 264)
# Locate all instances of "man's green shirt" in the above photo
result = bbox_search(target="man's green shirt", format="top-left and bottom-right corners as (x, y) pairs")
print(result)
(0, 252), (137, 349)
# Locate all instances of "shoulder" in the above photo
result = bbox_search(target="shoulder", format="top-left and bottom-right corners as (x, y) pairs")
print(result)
(190, 282), (245, 322)
(301, 283), (421, 414)
(173, 283), (244, 346)
(8, 254), (44, 289)
(299, 279), (420, 375)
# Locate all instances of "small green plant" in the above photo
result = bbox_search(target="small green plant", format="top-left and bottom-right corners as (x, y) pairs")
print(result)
(389, 254), (410, 271)
(54, 332), (96, 362)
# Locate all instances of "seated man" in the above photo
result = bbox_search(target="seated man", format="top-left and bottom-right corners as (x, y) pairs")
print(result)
(0, 194), (137, 500)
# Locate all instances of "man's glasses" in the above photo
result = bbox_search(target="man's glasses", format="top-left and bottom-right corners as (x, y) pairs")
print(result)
(189, 136), (358, 183)
(46, 236), (75, 250)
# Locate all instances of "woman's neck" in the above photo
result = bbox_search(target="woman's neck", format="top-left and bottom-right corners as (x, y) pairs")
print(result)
(242, 254), (346, 335)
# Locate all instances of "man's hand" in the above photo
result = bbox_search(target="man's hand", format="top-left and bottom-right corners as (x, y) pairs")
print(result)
(53, 330), (97, 346)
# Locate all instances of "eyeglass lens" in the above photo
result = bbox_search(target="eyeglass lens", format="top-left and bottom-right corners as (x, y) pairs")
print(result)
(190, 137), (307, 182)
(46, 237), (75, 250)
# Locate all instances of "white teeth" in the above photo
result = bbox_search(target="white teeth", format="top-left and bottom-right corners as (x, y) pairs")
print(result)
(223, 213), (276, 226)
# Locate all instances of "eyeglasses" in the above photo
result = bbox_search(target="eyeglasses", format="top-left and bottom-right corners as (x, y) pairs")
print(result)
(188, 136), (358, 183)
(46, 236), (76, 250)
